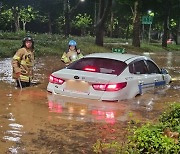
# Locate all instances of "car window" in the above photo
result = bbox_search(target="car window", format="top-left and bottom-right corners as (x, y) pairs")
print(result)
(129, 60), (148, 74)
(67, 57), (127, 75)
(146, 60), (161, 74)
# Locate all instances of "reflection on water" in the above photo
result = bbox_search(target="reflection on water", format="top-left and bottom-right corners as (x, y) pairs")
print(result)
(167, 52), (173, 67)
(3, 113), (24, 143)
(0, 53), (180, 153)
(47, 93), (129, 124)
(0, 111), (24, 153)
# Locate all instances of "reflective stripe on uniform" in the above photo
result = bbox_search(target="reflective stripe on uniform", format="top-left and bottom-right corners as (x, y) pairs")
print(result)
(20, 74), (30, 82)
(77, 53), (83, 59)
(61, 53), (70, 63)
(21, 60), (27, 65)
(63, 57), (70, 63)
(13, 55), (21, 61)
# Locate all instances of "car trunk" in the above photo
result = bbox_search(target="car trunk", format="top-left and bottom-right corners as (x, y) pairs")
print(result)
(53, 69), (117, 99)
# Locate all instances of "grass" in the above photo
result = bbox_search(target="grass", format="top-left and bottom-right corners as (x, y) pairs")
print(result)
(0, 32), (179, 58)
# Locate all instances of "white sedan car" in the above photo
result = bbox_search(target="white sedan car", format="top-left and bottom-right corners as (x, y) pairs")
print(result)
(47, 53), (171, 101)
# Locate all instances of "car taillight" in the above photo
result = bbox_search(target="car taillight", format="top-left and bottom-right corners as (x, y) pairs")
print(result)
(49, 75), (64, 85)
(83, 66), (96, 72)
(92, 82), (127, 91)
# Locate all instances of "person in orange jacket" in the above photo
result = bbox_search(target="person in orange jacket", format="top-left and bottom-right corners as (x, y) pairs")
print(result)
(61, 40), (83, 65)
(12, 36), (35, 88)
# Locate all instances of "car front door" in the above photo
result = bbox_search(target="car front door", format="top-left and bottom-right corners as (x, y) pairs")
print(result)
(129, 59), (156, 94)
(145, 60), (166, 87)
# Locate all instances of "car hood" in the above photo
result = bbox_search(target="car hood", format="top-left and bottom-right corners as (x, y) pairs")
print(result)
(52, 68), (117, 84)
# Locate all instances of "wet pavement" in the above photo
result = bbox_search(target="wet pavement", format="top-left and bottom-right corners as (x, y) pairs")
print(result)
(0, 52), (180, 153)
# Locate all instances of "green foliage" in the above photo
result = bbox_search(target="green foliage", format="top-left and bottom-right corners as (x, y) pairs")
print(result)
(0, 31), (26, 40)
(72, 13), (92, 36)
(127, 124), (180, 154)
(142, 43), (180, 52)
(0, 39), (21, 58)
(20, 5), (38, 28)
(0, 9), (13, 30)
(159, 103), (180, 131)
(55, 16), (65, 34)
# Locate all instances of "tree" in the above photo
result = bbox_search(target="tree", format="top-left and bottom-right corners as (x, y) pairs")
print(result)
(34, 0), (63, 34)
(161, 0), (171, 47)
(132, 0), (141, 47)
(95, 0), (112, 46)
(64, 0), (84, 37)
(112, 1), (133, 39)
(168, 0), (180, 45)
(72, 13), (92, 36)
(12, 6), (21, 32)
(1, 0), (23, 32)
(0, 9), (13, 30)
(20, 5), (37, 31)
(178, 19), (180, 44)
(116, 0), (141, 47)
(142, 0), (180, 46)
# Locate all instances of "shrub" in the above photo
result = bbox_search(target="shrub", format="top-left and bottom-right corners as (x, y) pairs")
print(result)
(127, 124), (180, 154)
(159, 103), (180, 131)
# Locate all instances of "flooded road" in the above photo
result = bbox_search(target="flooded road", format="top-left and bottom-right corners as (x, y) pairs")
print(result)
(0, 52), (180, 153)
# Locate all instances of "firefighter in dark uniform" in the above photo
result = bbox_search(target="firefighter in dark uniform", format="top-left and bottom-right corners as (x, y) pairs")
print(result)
(12, 36), (35, 88)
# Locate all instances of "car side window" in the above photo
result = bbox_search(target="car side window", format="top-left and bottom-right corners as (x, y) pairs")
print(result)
(146, 60), (160, 74)
(129, 63), (135, 74)
(129, 60), (148, 74)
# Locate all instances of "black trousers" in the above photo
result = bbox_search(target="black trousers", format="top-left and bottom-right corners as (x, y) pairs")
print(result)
(16, 80), (31, 88)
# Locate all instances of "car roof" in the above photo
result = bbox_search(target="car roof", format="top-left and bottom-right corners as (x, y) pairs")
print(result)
(84, 53), (149, 63)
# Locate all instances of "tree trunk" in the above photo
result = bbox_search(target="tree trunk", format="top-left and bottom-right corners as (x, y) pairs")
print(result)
(95, 0), (112, 46)
(48, 13), (52, 34)
(64, 0), (81, 37)
(132, 0), (141, 47)
(162, 16), (168, 47)
(64, 0), (70, 37)
(22, 21), (26, 31)
(12, 7), (20, 32)
(110, 12), (114, 37)
(125, 24), (130, 40)
(14, 17), (20, 32)
(95, 26), (104, 45)
(162, 0), (171, 47)
(177, 19), (180, 45)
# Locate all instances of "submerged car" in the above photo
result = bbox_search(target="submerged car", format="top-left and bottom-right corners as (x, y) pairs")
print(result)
(47, 53), (171, 101)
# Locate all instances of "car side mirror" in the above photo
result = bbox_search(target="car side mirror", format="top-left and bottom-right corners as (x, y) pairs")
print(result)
(161, 68), (168, 74)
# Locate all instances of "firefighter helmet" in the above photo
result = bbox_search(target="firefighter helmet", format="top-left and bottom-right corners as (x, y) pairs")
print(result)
(22, 36), (34, 49)
(68, 40), (77, 46)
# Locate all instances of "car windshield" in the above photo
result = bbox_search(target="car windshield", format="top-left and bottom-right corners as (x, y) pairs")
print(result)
(67, 57), (127, 75)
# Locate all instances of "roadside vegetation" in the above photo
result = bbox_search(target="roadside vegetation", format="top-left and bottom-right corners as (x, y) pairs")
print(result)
(0, 32), (180, 58)
(93, 102), (180, 153)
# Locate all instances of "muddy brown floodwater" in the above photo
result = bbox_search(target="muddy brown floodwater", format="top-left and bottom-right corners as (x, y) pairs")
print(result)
(0, 52), (180, 154)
